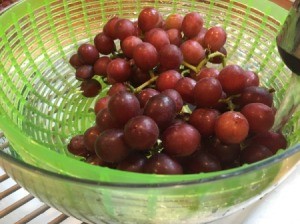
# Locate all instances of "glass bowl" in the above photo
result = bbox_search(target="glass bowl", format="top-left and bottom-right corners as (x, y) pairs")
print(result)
(0, 0), (300, 223)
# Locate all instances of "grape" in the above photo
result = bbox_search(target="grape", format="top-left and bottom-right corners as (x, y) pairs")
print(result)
(132, 21), (142, 37)
(215, 111), (249, 144)
(144, 28), (170, 51)
(162, 122), (201, 157)
(121, 36), (143, 58)
(83, 126), (101, 153)
(143, 93), (176, 129)
(114, 19), (136, 41)
(96, 108), (121, 132)
(80, 79), (102, 98)
(117, 153), (147, 173)
(203, 26), (227, 52)
(124, 115), (159, 151)
(155, 70), (181, 91)
(180, 40), (205, 66)
(75, 65), (94, 80)
(86, 154), (108, 166)
(193, 77), (223, 108)
(189, 108), (219, 137)
(106, 58), (132, 83)
(243, 70), (260, 87)
(238, 86), (273, 107)
(77, 43), (99, 65)
(94, 96), (110, 115)
(103, 17), (120, 39)
(209, 138), (241, 164)
(143, 153), (183, 174)
(181, 12), (204, 38)
(107, 83), (128, 96)
(94, 32), (116, 55)
(193, 67), (219, 81)
(174, 77), (196, 104)
(191, 27), (207, 46)
(209, 47), (227, 64)
(158, 44), (183, 70)
(136, 88), (159, 108)
(241, 103), (275, 133)
(184, 151), (221, 174)
(130, 67), (151, 87)
(218, 65), (246, 95)
(133, 42), (159, 71)
(161, 89), (183, 113)
(93, 56), (111, 77)
(138, 7), (163, 32)
(69, 54), (83, 69)
(213, 91), (228, 112)
(166, 28), (183, 46)
(250, 131), (287, 154)
(67, 135), (89, 157)
(164, 13), (183, 30)
(95, 129), (131, 163)
(240, 144), (273, 164)
(108, 91), (141, 126)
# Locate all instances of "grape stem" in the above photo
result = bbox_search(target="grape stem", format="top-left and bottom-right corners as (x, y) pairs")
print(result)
(134, 75), (158, 93)
(182, 61), (197, 72)
(218, 94), (241, 111)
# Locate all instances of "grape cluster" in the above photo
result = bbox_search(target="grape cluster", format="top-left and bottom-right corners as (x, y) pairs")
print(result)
(67, 7), (287, 175)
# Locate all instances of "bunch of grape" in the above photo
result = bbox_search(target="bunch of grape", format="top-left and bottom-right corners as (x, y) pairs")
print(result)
(67, 7), (287, 175)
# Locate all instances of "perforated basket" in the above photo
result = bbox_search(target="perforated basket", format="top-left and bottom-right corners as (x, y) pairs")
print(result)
(0, 1), (300, 223)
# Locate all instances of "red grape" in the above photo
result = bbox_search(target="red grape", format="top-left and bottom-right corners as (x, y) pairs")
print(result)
(117, 153), (147, 173)
(114, 19), (136, 41)
(184, 151), (221, 174)
(180, 40), (205, 66)
(158, 44), (183, 70)
(143, 153), (183, 174)
(94, 32), (116, 55)
(239, 86), (273, 107)
(161, 89), (183, 113)
(136, 88), (159, 108)
(108, 91), (141, 126)
(194, 67), (219, 81)
(243, 70), (260, 87)
(94, 96), (110, 115)
(203, 26), (227, 52)
(69, 53), (84, 69)
(144, 28), (170, 51)
(96, 108), (121, 132)
(133, 42), (159, 71)
(240, 144), (273, 164)
(121, 36), (143, 58)
(174, 77), (196, 104)
(95, 129), (131, 163)
(138, 7), (163, 32)
(67, 135), (89, 157)
(77, 43), (99, 65)
(107, 83), (128, 96)
(124, 115), (159, 151)
(162, 122), (201, 157)
(80, 79), (102, 98)
(164, 13), (183, 30)
(106, 58), (132, 83)
(218, 65), (246, 95)
(93, 56), (111, 77)
(75, 65), (94, 80)
(155, 70), (181, 91)
(182, 12), (204, 38)
(250, 131), (287, 154)
(241, 103), (275, 133)
(143, 94), (176, 130)
(215, 111), (249, 144)
(103, 17), (120, 40)
(166, 28), (183, 46)
(193, 77), (223, 108)
(189, 108), (219, 137)
(83, 126), (101, 153)
(191, 27), (207, 46)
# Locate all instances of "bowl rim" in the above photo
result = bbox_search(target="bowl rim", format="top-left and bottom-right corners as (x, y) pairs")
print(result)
(1, 143), (300, 188)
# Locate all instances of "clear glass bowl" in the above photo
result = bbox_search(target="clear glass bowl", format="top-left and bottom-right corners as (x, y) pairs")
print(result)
(0, 0), (300, 223)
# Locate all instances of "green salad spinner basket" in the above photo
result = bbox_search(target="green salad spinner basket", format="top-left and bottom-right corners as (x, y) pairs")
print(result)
(0, 0), (300, 223)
